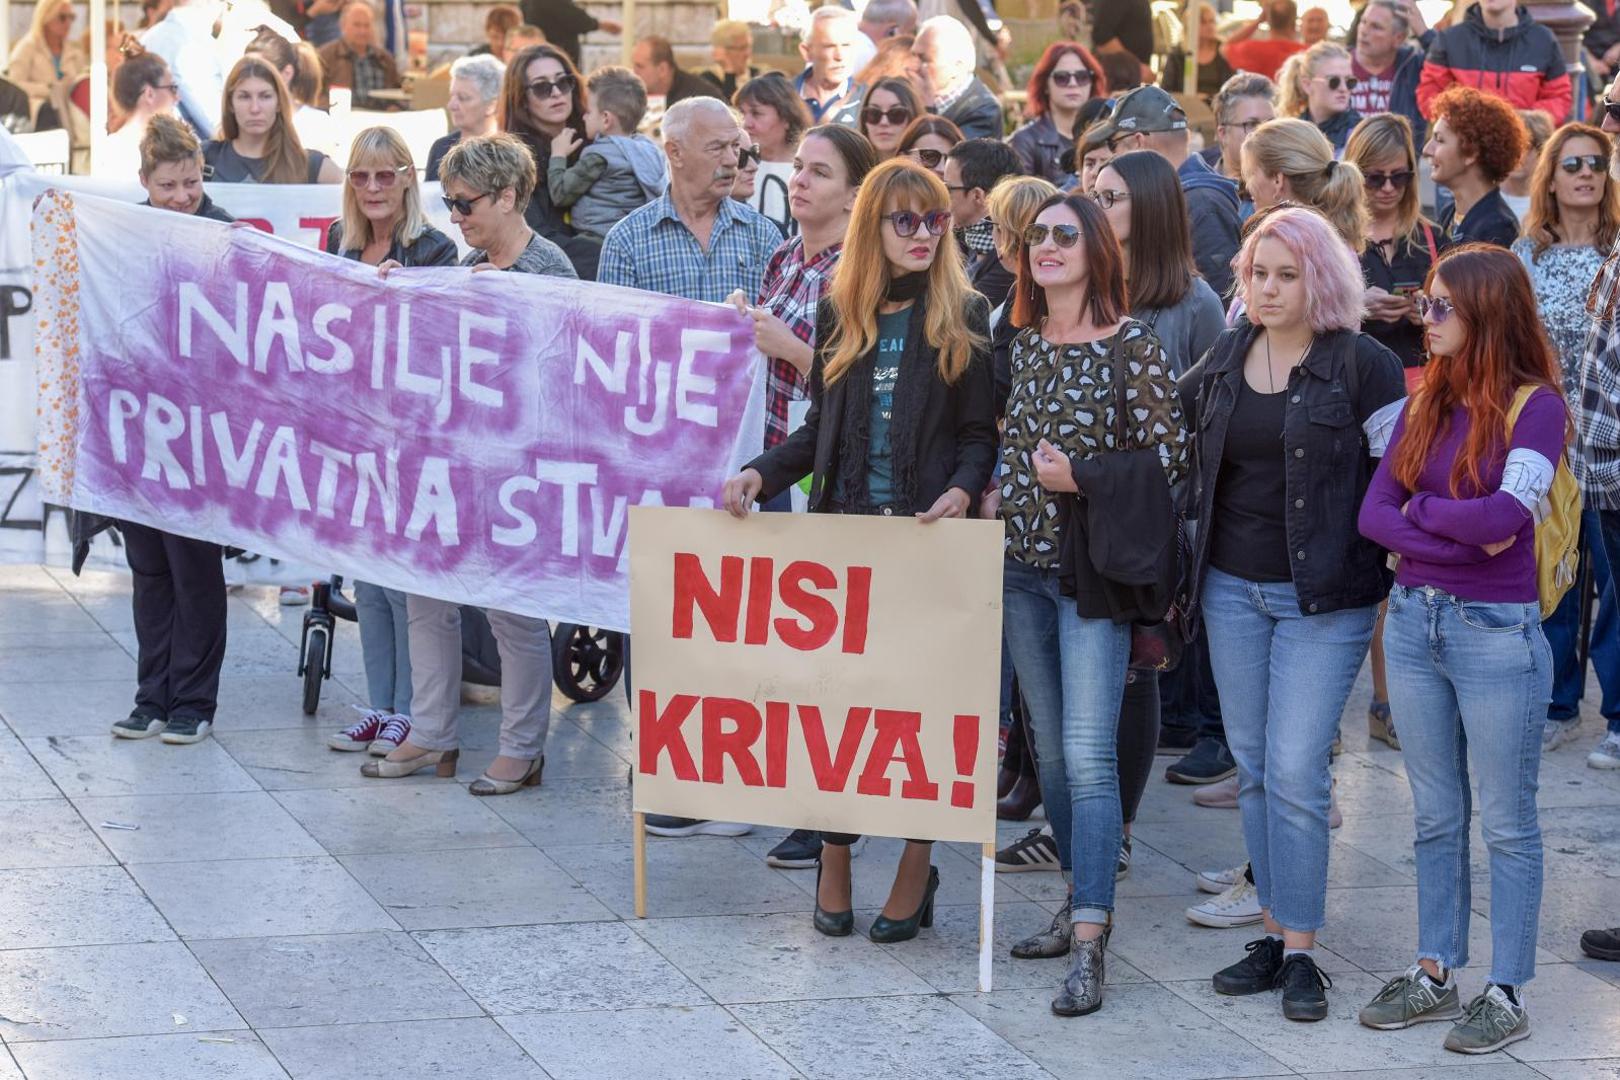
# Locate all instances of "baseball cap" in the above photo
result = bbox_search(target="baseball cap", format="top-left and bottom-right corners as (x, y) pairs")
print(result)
(1099, 85), (1188, 142)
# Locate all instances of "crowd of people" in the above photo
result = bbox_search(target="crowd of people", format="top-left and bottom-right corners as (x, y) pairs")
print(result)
(13, 0), (1620, 1057)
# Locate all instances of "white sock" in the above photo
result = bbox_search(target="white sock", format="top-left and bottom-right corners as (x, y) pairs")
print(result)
(1283, 947), (1312, 960)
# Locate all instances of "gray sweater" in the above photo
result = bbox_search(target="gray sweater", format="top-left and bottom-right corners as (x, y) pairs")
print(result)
(1134, 276), (1225, 378)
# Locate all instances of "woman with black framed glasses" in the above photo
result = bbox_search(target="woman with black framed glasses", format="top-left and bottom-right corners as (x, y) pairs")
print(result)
(896, 114), (962, 180)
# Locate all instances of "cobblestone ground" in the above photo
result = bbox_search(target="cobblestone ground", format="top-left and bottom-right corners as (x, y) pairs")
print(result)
(1, 562), (1618, 1080)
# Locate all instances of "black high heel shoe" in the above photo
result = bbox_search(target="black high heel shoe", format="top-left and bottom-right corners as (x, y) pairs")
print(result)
(813, 858), (853, 937)
(869, 865), (939, 944)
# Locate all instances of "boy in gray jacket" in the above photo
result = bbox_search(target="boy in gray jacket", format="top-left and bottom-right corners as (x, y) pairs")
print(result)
(548, 66), (669, 241)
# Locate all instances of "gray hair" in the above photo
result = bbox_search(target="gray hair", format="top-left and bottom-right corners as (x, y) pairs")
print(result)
(809, 5), (860, 34)
(1364, 0), (1411, 37)
(662, 96), (738, 145)
(438, 131), (537, 212)
(1213, 71), (1278, 125)
(860, 0), (918, 31)
(449, 53), (505, 104)
(916, 14), (974, 62)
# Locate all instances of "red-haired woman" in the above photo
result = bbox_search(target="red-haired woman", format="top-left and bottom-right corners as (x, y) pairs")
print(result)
(1009, 41), (1105, 185)
(1422, 86), (1530, 249)
(1357, 244), (1565, 1055)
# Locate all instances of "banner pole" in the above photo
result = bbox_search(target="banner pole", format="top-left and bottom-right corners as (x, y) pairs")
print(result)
(978, 840), (994, 992)
(633, 811), (648, 918)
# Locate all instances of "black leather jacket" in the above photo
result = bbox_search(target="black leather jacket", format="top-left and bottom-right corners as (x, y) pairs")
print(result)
(1180, 323), (1405, 618)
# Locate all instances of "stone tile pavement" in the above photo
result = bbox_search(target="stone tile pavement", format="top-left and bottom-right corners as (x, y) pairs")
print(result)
(1, 562), (1618, 1079)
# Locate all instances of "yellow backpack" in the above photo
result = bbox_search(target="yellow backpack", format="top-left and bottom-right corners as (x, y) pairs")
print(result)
(1506, 385), (1582, 619)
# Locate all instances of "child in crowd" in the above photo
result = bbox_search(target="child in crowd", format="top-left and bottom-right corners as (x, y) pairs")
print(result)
(547, 65), (669, 241)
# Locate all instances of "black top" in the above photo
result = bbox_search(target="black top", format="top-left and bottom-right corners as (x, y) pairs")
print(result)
(1361, 225), (1445, 369)
(1089, 0), (1154, 63)
(1210, 380), (1292, 582)
(1162, 49), (1235, 99)
(203, 140), (329, 184)
(969, 252), (1016, 310)
(519, 0), (598, 66)
(425, 131), (459, 183)
(141, 195), (235, 222)
(667, 67), (726, 106)
(324, 220), (460, 268)
(1439, 186), (1520, 249)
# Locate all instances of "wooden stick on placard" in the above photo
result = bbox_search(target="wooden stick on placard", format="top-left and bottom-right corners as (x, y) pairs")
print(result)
(979, 841), (995, 992)
(633, 811), (648, 918)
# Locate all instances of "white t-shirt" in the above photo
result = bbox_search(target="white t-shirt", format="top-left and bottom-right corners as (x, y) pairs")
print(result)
(749, 159), (794, 236)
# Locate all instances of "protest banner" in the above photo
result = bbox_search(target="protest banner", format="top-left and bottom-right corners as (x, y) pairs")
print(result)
(31, 189), (765, 629)
(628, 506), (1003, 988)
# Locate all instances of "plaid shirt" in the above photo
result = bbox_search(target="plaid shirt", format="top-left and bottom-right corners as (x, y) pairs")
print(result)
(598, 191), (783, 304)
(756, 236), (843, 448)
(1579, 237), (1620, 509)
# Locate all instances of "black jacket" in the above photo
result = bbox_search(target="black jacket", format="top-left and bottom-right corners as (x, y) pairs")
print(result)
(937, 78), (1003, 140)
(1058, 448), (1179, 623)
(747, 295), (998, 513)
(1007, 114), (1072, 186)
(1180, 323), (1405, 618)
(667, 67), (725, 106)
(325, 220), (460, 267)
(968, 252), (1015, 310)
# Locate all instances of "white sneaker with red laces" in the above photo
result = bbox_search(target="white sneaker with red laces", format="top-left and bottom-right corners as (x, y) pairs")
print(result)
(369, 714), (413, 756)
(329, 709), (386, 752)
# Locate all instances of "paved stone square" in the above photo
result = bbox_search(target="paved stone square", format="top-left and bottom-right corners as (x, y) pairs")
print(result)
(1, 561), (1618, 1079)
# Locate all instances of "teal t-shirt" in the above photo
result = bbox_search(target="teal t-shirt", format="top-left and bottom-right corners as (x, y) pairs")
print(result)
(867, 307), (910, 506)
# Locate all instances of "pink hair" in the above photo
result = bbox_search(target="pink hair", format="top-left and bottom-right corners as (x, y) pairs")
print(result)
(1233, 206), (1366, 333)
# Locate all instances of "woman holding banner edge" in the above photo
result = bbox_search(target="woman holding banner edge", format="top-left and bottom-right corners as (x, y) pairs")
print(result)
(722, 157), (998, 944)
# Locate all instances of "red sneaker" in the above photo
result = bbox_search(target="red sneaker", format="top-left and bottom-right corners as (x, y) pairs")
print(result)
(369, 714), (412, 756)
(329, 709), (386, 752)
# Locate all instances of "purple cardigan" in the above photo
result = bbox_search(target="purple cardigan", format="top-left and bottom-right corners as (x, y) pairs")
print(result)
(1357, 388), (1568, 603)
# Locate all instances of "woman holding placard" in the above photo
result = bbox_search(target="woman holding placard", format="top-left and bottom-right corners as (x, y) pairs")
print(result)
(722, 157), (998, 944)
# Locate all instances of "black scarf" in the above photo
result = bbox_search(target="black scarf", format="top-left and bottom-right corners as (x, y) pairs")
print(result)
(830, 297), (929, 511)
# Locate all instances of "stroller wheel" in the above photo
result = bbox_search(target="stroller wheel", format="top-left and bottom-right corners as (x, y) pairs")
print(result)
(551, 624), (624, 702)
(301, 625), (329, 715)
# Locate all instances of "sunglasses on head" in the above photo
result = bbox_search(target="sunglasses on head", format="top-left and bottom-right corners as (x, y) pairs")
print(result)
(1362, 169), (1413, 192)
(884, 209), (951, 237)
(907, 147), (946, 168)
(1416, 293), (1455, 323)
(1318, 75), (1359, 91)
(1561, 154), (1606, 174)
(1050, 69), (1093, 88)
(441, 191), (491, 215)
(348, 164), (411, 189)
(1024, 222), (1082, 248)
(526, 74), (576, 99)
(862, 105), (913, 126)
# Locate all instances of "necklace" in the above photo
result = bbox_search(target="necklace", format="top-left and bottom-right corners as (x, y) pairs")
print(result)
(1262, 330), (1311, 393)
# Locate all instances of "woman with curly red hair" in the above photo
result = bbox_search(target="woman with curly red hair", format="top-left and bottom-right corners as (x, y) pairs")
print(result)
(1423, 86), (1530, 249)
(1009, 41), (1105, 185)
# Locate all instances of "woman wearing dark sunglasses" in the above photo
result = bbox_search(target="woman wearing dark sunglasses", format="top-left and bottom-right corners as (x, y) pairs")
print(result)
(722, 158), (996, 944)
(1010, 41), (1106, 186)
(858, 76), (923, 161)
(1357, 243), (1567, 1056)
(1513, 123), (1620, 759)
(999, 192), (1188, 1017)
(1277, 42), (1362, 154)
(498, 43), (597, 275)
(896, 114), (962, 180)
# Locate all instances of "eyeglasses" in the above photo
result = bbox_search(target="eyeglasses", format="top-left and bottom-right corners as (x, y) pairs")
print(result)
(907, 147), (946, 169)
(155, 82), (179, 94)
(1050, 69), (1094, 88)
(1221, 117), (1267, 135)
(1606, 101), (1620, 124)
(1561, 154), (1606, 174)
(1316, 75), (1359, 91)
(1023, 223), (1082, 248)
(441, 191), (491, 215)
(525, 74), (576, 99)
(884, 210), (951, 237)
(1092, 188), (1129, 210)
(738, 143), (762, 167)
(862, 105), (913, 127)
(349, 164), (411, 189)
(1416, 293), (1455, 323)
(1362, 169), (1413, 192)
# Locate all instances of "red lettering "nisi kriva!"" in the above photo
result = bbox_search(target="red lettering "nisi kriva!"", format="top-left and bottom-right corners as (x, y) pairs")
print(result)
(671, 553), (872, 654)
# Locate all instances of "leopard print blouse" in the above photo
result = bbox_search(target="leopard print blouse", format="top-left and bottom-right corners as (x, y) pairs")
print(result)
(1000, 320), (1189, 567)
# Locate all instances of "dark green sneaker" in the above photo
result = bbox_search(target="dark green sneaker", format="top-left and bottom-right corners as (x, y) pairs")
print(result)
(111, 713), (166, 739)
(1359, 966), (1463, 1030)
(1444, 985), (1529, 1054)
(159, 717), (213, 744)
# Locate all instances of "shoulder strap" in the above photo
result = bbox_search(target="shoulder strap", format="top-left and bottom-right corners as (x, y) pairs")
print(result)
(1505, 383), (1538, 433)
(1110, 324), (1131, 451)
(1420, 221), (1439, 264)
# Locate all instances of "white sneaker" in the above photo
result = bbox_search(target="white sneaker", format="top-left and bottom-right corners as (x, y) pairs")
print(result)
(1196, 864), (1244, 894)
(1187, 875), (1263, 928)
(279, 585), (311, 606)
(1193, 774), (1238, 808)
(1589, 732), (1620, 769)
(1543, 718), (1581, 752)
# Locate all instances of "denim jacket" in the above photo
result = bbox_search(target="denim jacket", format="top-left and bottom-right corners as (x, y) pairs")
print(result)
(1180, 324), (1406, 618)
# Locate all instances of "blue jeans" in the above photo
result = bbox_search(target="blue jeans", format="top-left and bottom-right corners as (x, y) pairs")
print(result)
(1200, 567), (1376, 933)
(1544, 508), (1620, 726)
(1001, 557), (1131, 924)
(1383, 584), (1549, 986)
(354, 581), (412, 715)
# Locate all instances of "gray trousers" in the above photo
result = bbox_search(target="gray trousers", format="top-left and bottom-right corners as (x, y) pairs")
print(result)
(354, 581), (411, 715)
(404, 593), (551, 760)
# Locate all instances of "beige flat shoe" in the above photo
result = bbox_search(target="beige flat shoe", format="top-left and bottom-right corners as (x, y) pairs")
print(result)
(468, 755), (544, 796)
(360, 748), (458, 779)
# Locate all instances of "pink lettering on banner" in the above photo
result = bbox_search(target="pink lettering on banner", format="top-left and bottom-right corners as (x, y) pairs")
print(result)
(31, 190), (766, 630)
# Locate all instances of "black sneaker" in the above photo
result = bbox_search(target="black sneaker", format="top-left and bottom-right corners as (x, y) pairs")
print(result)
(111, 712), (166, 739)
(643, 816), (752, 837)
(159, 717), (212, 744)
(1115, 837), (1132, 881)
(995, 828), (1060, 873)
(1213, 937), (1284, 996)
(1278, 952), (1332, 1022)
(1581, 926), (1620, 961)
(765, 829), (823, 868)
(1165, 737), (1237, 785)
(1155, 725), (1198, 755)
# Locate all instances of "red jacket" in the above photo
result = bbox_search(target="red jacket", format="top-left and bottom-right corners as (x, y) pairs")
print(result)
(1416, 3), (1571, 123)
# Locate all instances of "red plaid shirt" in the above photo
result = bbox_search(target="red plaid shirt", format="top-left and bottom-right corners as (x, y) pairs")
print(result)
(757, 236), (843, 448)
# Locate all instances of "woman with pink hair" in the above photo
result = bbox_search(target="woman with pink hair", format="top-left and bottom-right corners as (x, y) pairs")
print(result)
(1179, 205), (1405, 1024)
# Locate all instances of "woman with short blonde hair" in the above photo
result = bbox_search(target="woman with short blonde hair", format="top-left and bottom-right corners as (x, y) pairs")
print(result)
(6, 0), (86, 127)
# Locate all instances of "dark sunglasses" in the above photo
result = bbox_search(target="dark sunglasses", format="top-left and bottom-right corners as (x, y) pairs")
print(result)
(862, 105), (913, 126)
(441, 191), (491, 215)
(1416, 293), (1455, 323)
(1362, 169), (1413, 192)
(1561, 154), (1606, 174)
(738, 143), (762, 167)
(1050, 69), (1094, 88)
(348, 164), (410, 189)
(526, 74), (576, 99)
(1319, 75), (1359, 91)
(907, 147), (946, 168)
(1606, 101), (1620, 124)
(1024, 222), (1082, 248)
(884, 209), (951, 237)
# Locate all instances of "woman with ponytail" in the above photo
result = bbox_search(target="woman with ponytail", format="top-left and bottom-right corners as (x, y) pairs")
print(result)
(722, 158), (997, 944)
(1357, 243), (1565, 1055)
(1242, 117), (1368, 251)
(1277, 42), (1362, 154)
